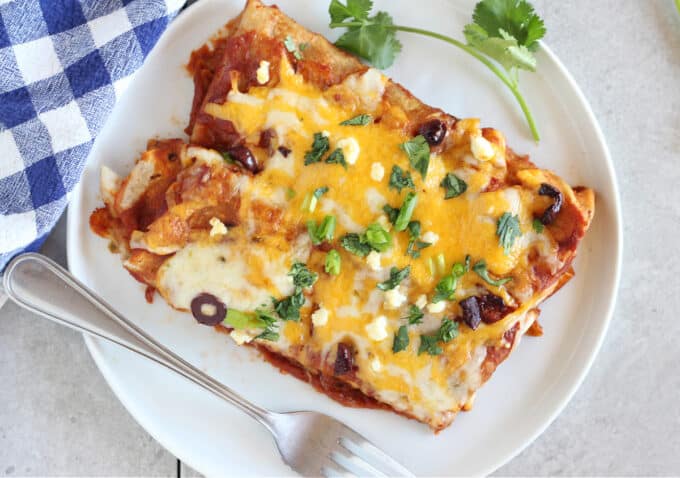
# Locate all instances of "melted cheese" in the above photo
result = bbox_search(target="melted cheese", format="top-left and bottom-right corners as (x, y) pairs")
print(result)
(162, 56), (563, 424)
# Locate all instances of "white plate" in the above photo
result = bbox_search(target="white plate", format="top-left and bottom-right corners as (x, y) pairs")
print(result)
(67, 0), (622, 475)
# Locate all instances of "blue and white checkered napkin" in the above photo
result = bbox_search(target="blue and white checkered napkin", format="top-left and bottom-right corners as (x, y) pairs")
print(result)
(0, 0), (184, 272)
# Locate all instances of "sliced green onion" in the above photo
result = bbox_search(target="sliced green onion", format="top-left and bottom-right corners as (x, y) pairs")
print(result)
(394, 192), (418, 231)
(435, 253), (446, 276)
(325, 249), (341, 275)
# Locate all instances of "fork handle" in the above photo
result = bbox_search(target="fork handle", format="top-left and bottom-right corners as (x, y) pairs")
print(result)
(3, 253), (274, 428)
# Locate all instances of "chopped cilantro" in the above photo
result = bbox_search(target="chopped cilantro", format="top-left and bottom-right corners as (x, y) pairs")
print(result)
(304, 133), (330, 165)
(432, 274), (457, 303)
(288, 262), (318, 289)
(437, 318), (459, 343)
(325, 148), (347, 168)
(392, 325), (409, 353)
(377, 266), (410, 291)
(400, 135), (430, 179)
(532, 218), (544, 233)
(405, 220), (431, 258)
(340, 114), (372, 126)
(403, 304), (424, 325)
(340, 223), (392, 256)
(497, 212), (521, 254)
(440, 173), (467, 199)
(382, 204), (399, 224)
(340, 233), (372, 257)
(388, 165), (415, 192)
(418, 335), (442, 356)
(314, 186), (329, 199)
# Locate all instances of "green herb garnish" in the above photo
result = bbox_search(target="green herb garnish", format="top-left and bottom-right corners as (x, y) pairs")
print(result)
(314, 186), (329, 199)
(221, 151), (235, 164)
(304, 133), (330, 165)
(328, 0), (546, 141)
(377, 266), (410, 291)
(437, 318), (459, 343)
(440, 173), (468, 199)
(402, 304), (424, 325)
(307, 215), (336, 245)
(288, 262), (318, 289)
(284, 35), (304, 60)
(418, 335), (443, 356)
(325, 249), (341, 275)
(388, 165), (415, 192)
(532, 218), (544, 233)
(393, 325), (410, 353)
(432, 274), (457, 303)
(383, 204), (399, 224)
(400, 135), (430, 179)
(394, 192), (417, 231)
(340, 233), (372, 257)
(273, 291), (305, 321)
(325, 148), (347, 168)
(340, 222), (393, 256)
(254, 308), (280, 341)
(340, 114), (372, 126)
(473, 259), (512, 286)
(497, 212), (521, 254)
(405, 220), (431, 258)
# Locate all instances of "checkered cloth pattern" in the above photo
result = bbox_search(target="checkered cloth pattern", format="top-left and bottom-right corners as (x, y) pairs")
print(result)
(0, 0), (184, 272)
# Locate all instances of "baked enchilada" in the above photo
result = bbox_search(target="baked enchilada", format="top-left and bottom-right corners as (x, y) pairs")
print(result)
(90, 0), (594, 431)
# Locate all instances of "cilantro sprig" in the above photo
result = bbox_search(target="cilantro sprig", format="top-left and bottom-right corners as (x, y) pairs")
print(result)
(328, 0), (546, 141)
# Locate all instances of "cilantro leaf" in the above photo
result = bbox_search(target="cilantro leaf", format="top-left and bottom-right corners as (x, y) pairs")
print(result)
(437, 319), (459, 343)
(496, 212), (521, 254)
(440, 173), (468, 199)
(472, 259), (512, 287)
(383, 204), (399, 224)
(402, 304), (424, 325)
(325, 249), (341, 275)
(304, 133), (330, 165)
(463, 23), (536, 71)
(254, 308), (280, 341)
(314, 186), (329, 199)
(405, 220), (431, 259)
(532, 218), (544, 233)
(273, 290), (306, 321)
(334, 10), (402, 69)
(340, 114), (372, 126)
(418, 335), (442, 356)
(389, 165), (415, 192)
(471, 0), (546, 52)
(329, 0), (373, 23)
(377, 266), (410, 291)
(392, 325), (409, 353)
(288, 262), (318, 289)
(340, 233), (372, 257)
(400, 135), (430, 179)
(325, 148), (347, 168)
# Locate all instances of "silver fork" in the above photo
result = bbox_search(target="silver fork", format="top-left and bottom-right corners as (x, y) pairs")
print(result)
(3, 253), (414, 477)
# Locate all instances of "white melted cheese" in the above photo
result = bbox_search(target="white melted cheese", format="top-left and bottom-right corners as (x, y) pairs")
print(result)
(340, 68), (387, 111)
(267, 88), (328, 125)
(157, 242), (294, 311)
(264, 110), (301, 141)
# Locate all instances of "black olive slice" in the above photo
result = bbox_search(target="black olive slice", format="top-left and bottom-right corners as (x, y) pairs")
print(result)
(190, 293), (227, 326)
(538, 183), (563, 225)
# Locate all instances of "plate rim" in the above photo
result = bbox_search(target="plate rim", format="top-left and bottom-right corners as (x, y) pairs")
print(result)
(66, 0), (623, 474)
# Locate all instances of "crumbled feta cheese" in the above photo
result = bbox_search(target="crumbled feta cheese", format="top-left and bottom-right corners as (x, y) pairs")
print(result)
(365, 315), (388, 341)
(230, 329), (254, 345)
(384, 286), (407, 309)
(256, 60), (270, 84)
(415, 294), (428, 309)
(427, 301), (446, 314)
(376, 214), (392, 231)
(370, 162), (385, 181)
(209, 217), (228, 237)
(421, 231), (439, 245)
(311, 307), (329, 327)
(321, 130), (331, 138)
(366, 251), (382, 271)
(471, 135), (495, 162)
(336, 137), (360, 165)
(370, 357), (382, 372)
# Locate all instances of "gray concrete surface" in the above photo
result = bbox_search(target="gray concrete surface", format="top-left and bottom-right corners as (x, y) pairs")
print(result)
(2, 0), (680, 475)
